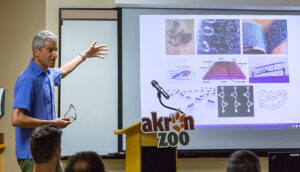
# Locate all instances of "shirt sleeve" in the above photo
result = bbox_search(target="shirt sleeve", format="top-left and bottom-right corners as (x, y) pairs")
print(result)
(53, 68), (62, 86)
(12, 77), (34, 112)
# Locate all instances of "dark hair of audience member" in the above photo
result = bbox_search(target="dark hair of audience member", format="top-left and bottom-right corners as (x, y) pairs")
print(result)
(226, 150), (261, 172)
(30, 125), (62, 164)
(65, 151), (105, 172)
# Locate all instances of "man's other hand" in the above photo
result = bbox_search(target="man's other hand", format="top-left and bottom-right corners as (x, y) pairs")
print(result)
(54, 117), (71, 129)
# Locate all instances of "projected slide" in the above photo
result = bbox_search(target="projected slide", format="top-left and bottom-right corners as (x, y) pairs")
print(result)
(140, 15), (300, 126)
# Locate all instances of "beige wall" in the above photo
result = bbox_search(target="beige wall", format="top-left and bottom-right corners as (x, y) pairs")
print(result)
(0, 0), (270, 171)
(0, 0), (46, 171)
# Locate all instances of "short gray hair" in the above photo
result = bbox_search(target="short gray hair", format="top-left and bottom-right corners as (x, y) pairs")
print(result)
(32, 30), (58, 51)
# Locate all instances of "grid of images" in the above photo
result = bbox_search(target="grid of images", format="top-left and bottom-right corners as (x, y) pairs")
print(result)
(165, 19), (288, 55)
(164, 18), (289, 118)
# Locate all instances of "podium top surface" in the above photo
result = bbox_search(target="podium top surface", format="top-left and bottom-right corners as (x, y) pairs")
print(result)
(114, 122), (141, 135)
(0, 144), (6, 150)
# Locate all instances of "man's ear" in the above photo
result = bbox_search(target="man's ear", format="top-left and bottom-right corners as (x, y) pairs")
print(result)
(33, 48), (40, 58)
(56, 147), (61, 159)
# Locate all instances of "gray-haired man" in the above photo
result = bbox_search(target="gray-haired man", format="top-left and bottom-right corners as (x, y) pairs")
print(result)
(11, 30), (108, 172)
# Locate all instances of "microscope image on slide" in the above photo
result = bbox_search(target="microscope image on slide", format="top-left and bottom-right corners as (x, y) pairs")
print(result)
(217, 86), (254, 117)
(165, 19), (195, 55)
(242, 19), (288, 54)
(197, 19), (241, 55)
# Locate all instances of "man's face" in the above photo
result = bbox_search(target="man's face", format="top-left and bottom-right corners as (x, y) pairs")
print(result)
(33, 40), (58, 70)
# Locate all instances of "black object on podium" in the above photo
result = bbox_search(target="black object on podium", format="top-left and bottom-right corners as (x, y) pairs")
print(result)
(141, 146), (176, 172)
(269, 152), (300, 172)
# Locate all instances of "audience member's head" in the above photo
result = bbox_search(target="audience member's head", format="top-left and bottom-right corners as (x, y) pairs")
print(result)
(226, 150), (261, 172)
(30, 124), (62, 164)
(65, 151), (106, 172)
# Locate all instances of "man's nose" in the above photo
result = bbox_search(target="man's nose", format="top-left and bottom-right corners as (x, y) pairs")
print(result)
(52, 51), (58, 57)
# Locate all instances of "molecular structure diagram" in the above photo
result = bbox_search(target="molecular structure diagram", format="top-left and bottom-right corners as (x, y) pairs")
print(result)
(218, 86), (254, 113)
(230, 87), (241, 113)
(218, 87), (228, 113)
(243, 86), (254, 112)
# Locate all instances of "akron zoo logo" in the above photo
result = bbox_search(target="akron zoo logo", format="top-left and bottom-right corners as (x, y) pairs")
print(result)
(141, 110), (195, 148)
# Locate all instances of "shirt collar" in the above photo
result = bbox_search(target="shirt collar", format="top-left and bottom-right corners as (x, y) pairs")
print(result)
(29, 59), (50, 76)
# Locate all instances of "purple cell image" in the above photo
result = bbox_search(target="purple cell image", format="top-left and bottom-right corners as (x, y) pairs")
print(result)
(249, 57), (289, 83)
(169, 65), (193, 80)
(171, 70), (191, 79)
(197, 19), (241, 54)
(203, 61), (246, 80)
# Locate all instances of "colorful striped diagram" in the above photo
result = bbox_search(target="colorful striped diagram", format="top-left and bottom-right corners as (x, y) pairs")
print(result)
(203, 61), (246, 80)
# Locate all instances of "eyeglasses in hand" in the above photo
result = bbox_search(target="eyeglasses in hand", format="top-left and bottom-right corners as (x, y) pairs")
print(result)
(63, 104), (77, 122)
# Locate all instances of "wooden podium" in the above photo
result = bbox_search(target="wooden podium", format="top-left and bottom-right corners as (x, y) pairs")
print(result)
(0, 133), (5, 172)
(114, 122), (177, 172)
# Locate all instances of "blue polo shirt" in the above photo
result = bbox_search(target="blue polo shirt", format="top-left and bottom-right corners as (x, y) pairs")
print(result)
(13, 59), (61, 159)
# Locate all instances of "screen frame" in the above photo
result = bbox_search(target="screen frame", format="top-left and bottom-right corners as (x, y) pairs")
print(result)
(120, 7), (300, 157)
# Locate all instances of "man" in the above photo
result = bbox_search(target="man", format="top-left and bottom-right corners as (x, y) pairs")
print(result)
(226, 150), (261, 172)
(11, 30), (108, 172)
(30, 125), (62, 172)
(65, 151), (106, 172)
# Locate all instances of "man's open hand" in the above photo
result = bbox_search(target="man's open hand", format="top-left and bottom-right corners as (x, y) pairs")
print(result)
(82, 41), (109, 59)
